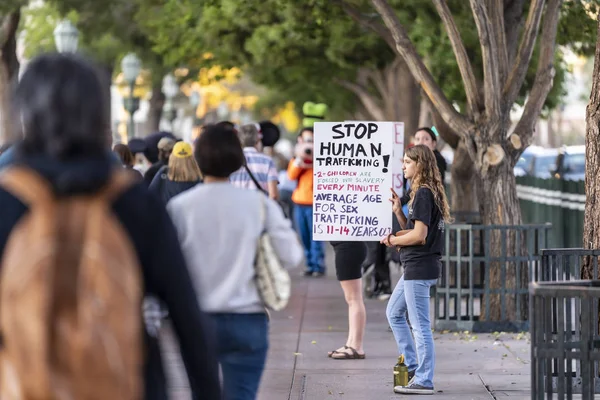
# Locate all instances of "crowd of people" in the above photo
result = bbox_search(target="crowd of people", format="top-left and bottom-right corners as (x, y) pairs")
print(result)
(0, 51), (451, 399)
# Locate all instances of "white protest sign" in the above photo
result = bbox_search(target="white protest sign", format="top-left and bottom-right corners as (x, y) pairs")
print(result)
(312, 121), (393, 241)
(392, 122), (405, 195)
(347, 121), (405, 194)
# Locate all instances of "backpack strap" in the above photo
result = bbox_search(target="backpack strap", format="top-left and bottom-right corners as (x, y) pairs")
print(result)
(0, 166), (54, 206)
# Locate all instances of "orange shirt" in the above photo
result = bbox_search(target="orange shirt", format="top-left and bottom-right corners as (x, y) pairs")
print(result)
(287, 160), (313, 205)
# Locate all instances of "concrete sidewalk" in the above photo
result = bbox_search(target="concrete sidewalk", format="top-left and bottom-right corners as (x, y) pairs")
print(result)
(163, 247), (531, 399)
(257, 268), (531, 400)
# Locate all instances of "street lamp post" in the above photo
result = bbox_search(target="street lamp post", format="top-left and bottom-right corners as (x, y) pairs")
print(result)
(121, 53), (142, 139)
(53, 20), (79, 53)
(189, 90), (201, 126)
(162, 74), (179, 130)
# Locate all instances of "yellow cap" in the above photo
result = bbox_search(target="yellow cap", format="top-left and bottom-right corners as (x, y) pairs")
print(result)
(172, 142), (193, 158)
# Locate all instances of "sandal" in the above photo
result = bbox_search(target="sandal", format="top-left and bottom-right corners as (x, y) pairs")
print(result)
(328, 345), (348, 358)
(331, 346), (366, 360)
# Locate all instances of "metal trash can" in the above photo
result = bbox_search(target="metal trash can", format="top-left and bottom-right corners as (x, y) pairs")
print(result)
(530, 280), (600, 399)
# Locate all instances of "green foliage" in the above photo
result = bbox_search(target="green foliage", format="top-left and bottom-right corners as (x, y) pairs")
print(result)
(0, 0), (26, 14)
(135, 0), (589, 118)
(21, 0), (597, 121)
(557, 0), (600, 56)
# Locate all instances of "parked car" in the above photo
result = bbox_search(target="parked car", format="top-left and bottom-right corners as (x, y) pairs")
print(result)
(514, 146), (558, 179)
(551, 145), (585, 181)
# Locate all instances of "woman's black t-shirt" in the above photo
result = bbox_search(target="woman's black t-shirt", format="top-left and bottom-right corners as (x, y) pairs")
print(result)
(400, 187), (444, 280)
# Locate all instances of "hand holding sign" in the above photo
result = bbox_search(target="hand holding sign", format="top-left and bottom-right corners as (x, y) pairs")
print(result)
(390, 188), (402, 215)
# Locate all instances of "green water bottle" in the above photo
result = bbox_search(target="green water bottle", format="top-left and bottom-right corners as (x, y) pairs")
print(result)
(393, 354), (408, 387)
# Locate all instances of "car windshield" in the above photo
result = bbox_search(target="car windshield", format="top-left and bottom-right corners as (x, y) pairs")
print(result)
(516, 153), (534, 170)
(564, 153), (585, 174)
(534, 155), (556, 176)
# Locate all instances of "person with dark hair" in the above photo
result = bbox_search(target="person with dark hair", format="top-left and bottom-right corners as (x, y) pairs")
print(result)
(113, 143), (142, 179)
(414, 127), (447, 183)
(288, 127), (325, 276)
(0, 52), (220, 400)
(168, 124), (303, 400)
(128, 138), (151, 175)
(215, 120), (236, 132)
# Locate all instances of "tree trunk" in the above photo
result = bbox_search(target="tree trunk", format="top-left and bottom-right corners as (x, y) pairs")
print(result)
(450, 140), (479, 215)
(430, 107), (479, 218)
(477, 131), (524, 321)
(418, 95), (432, 128)
(393, 57), (420, 144)
(142, 83), (165, 137)
(582, 18), (600, 280)
(0, 10), (20, 145)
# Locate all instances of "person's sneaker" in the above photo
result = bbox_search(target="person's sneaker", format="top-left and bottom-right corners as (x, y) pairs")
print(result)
(394, 383), (434, 395)
(377, 285), (392, 301)
(303, 270), (314, 277)
(408, 369), (416, 384)
(369, 281), (382, 299)
(313, 270), (326, 277)
(362, 264), (375, 297)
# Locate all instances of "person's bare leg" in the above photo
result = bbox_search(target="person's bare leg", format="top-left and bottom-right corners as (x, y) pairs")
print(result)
(340, 278), (366, 354)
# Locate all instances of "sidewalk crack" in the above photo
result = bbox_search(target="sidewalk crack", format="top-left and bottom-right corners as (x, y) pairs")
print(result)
(288, 280), (309, 400)
(478, 374), (498, 400)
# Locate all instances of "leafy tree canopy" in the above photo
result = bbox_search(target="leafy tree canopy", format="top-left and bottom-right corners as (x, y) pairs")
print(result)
(135, 0), (598, 119)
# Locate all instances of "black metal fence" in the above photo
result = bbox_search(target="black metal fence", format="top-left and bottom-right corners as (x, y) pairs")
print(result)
(530, 280), (600, 399)
(536, 248), (600, 281)
(435, 223), (551, 332)
(530, 249), (600, 396)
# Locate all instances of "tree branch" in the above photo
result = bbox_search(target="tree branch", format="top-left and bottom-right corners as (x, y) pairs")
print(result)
(488, 0), (509, 84)
(336, 78), (386, 121)
(335, 0), (396, 50)
(469, 0), (502, 120)
(0, 10), (19, 48)
(430, 103), (460, 149)
(432, 0), (481, 118)
(512, 0), (562, 151)
(502, 0), (545, 109)
(503, 0), (526, 64)
(368, 67), (388, 101)
(369, 0), (474, 136)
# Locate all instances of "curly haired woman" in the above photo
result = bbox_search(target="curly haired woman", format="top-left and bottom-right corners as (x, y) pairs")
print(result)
(381, 144), (452, 395)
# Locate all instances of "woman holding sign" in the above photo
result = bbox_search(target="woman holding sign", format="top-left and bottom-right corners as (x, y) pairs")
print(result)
(381, 144), (451, 395)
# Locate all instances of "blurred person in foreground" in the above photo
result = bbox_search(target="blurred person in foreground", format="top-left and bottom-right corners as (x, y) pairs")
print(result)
(149, 141), (203, 204)
(0, 53), (219, 400)
(168, 124), (303, 400)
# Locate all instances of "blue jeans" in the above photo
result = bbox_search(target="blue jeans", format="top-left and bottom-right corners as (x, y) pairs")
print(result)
(210, 313), (269, 400)
(294, 204), (325, 273)
(386, 275), (437, 388)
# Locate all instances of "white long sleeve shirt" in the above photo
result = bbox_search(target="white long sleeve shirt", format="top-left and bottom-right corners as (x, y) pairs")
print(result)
(167, 182), (303, 313)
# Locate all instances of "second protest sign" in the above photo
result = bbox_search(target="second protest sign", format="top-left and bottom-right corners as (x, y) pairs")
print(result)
(312, 121), (393, 241)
